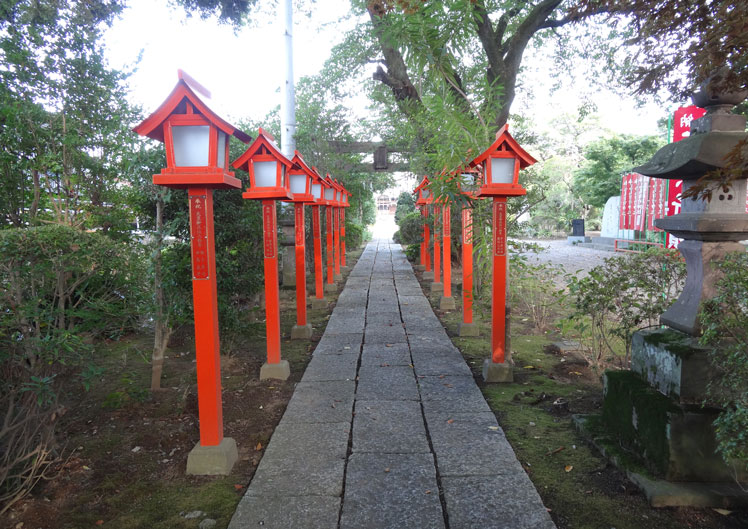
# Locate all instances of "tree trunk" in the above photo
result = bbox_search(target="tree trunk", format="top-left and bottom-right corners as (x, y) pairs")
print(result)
(151, 192), (170, 392)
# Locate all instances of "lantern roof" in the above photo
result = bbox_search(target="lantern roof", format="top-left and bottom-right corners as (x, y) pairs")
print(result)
(469, 124), (536, 169)
(232, 128), (293, 173)
(413, 176), (430, 195)
(133, 71), (252, 144)
(290, 151), (318, 179)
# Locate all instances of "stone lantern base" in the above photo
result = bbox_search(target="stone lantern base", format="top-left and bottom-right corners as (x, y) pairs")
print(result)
(590, 328), (748, 506)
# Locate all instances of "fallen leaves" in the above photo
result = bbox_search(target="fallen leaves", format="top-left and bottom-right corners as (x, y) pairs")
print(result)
(564, 465), (573, 473)
(255, 442), (263, 451)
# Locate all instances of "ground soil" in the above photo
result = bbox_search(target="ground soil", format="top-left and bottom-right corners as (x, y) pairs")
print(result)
(1, 249), (362, 529)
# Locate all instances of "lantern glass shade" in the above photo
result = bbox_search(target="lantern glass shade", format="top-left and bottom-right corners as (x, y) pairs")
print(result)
(289, 173), (308, 194)
(490, 157), (516, 184)
(254, 160), (278, 188)
(422, 189), (431, 199)
(172, 125), (210, 167)
(324, 187), (335, 200)
(461, 173), (478, 191)
(217, 131), (227, 168)
(311, 183), (322, 200)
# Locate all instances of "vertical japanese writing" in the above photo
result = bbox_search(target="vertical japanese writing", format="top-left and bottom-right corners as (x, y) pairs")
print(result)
(493, 201), (506, 257)
(295, 205), (304, 246)
(189, 195), (209, 280)
(462, 208), (473, 245)
(263, 202), (276, 258)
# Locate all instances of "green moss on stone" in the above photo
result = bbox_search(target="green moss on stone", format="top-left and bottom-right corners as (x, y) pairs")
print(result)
(602, 370), (681, 476)
(641, 328), (701, 359)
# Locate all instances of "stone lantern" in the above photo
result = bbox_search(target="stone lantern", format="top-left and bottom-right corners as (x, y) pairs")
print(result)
(635, 84), (748, 335)
(595, 77), (748, 505)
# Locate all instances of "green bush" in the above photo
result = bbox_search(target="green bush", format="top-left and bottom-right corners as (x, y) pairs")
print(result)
(701, 251), (748, 472)
(405, 243), (420, 262)
(395, 192), (415, 225)
(564, 248), (685, 368)
(0, 225), (146, 373)
(393, 211), (423, 246)
(345, 220), (365, 249)
(509, 254), (568, 332)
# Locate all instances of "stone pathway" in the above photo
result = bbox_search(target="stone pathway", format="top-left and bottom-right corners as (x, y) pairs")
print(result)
(228, 239), (556, 529)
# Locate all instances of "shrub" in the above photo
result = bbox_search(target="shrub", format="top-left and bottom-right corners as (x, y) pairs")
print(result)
(563, 247), (685, 369)
(393, 211), (423, 246)
(701, 251), (748, 473)
(509, 254), (568, 332)
(0, 225), (146, 371)
(345, 220), (365, 249)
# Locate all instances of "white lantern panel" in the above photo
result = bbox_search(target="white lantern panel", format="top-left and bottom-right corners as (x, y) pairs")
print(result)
(217, 131), (227, 168)
(173, 126), (210, 167)
(311, 183), (322, 199)
(254, 161), (278, 188)
(324, 187), (335, 200)
(422, 189), (431, 199)
(490, 157), (516, 184)
(289, 173), (308, 194)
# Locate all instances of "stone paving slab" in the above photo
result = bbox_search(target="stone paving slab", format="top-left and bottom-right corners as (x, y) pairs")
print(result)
(228, 495), (340, 529)
(441, 475), (556, 529)
(340, 453), (445, 529)
(360, 343), (411, 366)
(423, 411), (524, 476)
(281, 381), (355, 423)
(411, 351), (472, 377)
(313, 333), (363, 355)
(363, 325), (407, 344)
(352, 400), (430, 454)
(364, 311), (403, 326)
(301, 353), (359, 382)
(419, 375), (492, 414)
(356, 365), (419, 401)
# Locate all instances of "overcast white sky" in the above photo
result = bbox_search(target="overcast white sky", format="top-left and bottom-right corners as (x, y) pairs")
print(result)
(104, 0), (666, 157)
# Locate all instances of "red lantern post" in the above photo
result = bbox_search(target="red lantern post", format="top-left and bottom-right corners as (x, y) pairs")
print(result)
(413, 176), (431, 272)
(457, 168), (481, 337)
(310, 168), (328, 309)
(323, 175), (338, 293)
(332, 179), (344, 280)
(286, 151), (322, 339)
(133, 71), (250, 475)
(470, 124), (536, 383)
(233, 128), (293, 381)
(431, 203), (443, 295)
(340, 186), (351, 270)
(439, 202), (456, 310)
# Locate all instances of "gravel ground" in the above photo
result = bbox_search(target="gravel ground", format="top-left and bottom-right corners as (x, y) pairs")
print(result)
(515, 238), (615, 282)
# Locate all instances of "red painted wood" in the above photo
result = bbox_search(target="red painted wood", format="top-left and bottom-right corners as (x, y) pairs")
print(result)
(312, 205), (324, 299)
(188, 187), (224, 446)
(262, 200), (281, 364)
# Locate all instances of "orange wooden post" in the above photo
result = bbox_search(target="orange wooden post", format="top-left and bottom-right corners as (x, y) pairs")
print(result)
(431, 206), (442, 294)
(491, 198), (508, 363)
(420, 207), (427, 267)
(290, 202), (312, 339)
(188, 187), (224, 446)
(312, 204), (326, 306)
(340, 207), (347, 268)
(425, 207), (431, 273)
(262, 201), (282, 364)
(325, 205), (335, 291)
(333, 207), (341, 278)
(459, 206), (478, 336)
(439, 204), (455, 309)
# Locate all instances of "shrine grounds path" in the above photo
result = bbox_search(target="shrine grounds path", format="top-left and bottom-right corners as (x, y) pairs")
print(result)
(228, 239), (556, 529)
